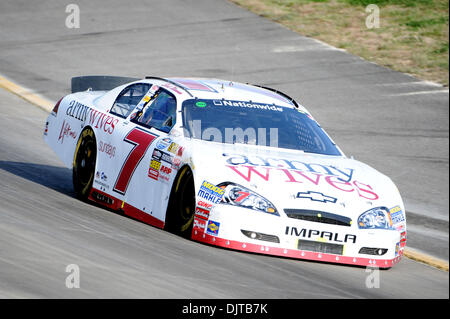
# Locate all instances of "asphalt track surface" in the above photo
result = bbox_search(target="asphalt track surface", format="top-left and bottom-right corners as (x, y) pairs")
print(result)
(0, 0), (448, 298)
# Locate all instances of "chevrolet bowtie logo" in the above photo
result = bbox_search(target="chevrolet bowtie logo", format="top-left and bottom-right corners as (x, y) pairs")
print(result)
(296, 191), (337, 203)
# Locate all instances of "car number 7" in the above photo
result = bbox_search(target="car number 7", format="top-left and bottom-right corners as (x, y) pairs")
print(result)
(113, 127), (158, 195)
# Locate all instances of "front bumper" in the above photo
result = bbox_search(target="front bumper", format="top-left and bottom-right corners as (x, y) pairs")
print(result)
(191, 204), (405, 269)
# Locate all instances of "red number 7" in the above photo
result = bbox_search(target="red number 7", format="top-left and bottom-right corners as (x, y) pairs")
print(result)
(114, 128), (158, 195)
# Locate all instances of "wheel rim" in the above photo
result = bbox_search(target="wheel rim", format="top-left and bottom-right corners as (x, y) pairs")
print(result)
(76, 136), (96, 191)
(178, 170), (195, 232)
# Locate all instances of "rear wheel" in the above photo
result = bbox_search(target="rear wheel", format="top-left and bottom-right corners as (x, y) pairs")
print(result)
(165, 166), (196, 238)
(73, 127), (97, 201)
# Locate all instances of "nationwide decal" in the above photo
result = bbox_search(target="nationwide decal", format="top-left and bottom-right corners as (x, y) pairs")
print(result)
(285, 226), (357, 244)
(66, 100), (119, 134)
(212, 99), (283, 112)
(98, 141), (116, 158)
(197, 180), (225, 204)
(296, 191), (337, 203)
(206, 220), (220, 236)
(223, 154), (379, 200)
(58, 119), (77, 144)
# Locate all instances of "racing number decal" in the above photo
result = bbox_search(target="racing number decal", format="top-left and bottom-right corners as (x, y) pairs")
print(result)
(113, 128), (158, 195)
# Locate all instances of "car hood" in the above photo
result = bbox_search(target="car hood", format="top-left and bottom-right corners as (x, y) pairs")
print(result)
(186, 139), (403, 220)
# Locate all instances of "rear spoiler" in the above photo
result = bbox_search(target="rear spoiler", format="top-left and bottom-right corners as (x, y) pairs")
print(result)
(251, 84), (300, 108)
(71, 76), (140, 93)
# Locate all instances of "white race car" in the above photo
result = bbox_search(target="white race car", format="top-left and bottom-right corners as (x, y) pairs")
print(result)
(44, 76), (407, 268)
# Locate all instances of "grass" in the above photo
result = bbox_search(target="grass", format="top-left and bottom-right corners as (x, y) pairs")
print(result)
(230, 0), (449, 86)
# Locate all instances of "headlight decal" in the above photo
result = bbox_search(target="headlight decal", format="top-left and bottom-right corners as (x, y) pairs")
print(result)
(358, 207), (393, 229)
(219, 182), (279, 216)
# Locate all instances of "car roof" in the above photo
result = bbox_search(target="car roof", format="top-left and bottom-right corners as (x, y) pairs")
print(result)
(143, 77), (299, 109)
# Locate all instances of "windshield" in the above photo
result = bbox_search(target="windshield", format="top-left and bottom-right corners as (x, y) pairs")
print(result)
(182, 99), (341, 156)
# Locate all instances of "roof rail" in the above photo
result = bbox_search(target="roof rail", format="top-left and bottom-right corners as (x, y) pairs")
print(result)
(145, 76), (193, 97)
(251, 84), (299, 108)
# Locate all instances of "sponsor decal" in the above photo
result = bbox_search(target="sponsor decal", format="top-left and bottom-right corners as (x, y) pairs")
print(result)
(194, 218), (207, 232)
(195, 101), (207, 107)
(148, 168), (159, 180)
(58, 119), (77, 144)
(43, 121), (49, 136)
(95, 171), (110, 189)
(152, 149), (173, 165)
(212, 99), (283, 112)
(158, 165), (172, 182)
(395, 242), (400, 256)
(98, 141), (116, 158)
(148, 159), (161, 180)
(172, 157), (181, 170)
(197, 180), (225, 204)
(91, 191), (114, 205)
(389, 206), (405, 224)
(156, 137), (172, 150)
(223, 154), (379, 201)
(171, 78), (218, 93)
(285, 226), (357, 244)
(195, 206), (210, 220)
(160, 165), (172, 175)
(66, 100), (119, 134)
(150, 160), (161, 170)
(167, 142), (180, 154)
(162, 82), (183, 95)
(207, 220), (220, 236)
(94, 179), (109, 190)
(197, 200), (213, 210)
(296, 191), (337, 203)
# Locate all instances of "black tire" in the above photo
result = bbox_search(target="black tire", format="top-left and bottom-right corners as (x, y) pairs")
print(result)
(73, 127), (97, 201)
(165, 166), (196, 238)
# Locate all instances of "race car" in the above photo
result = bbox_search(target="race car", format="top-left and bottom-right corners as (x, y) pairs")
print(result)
(43, 75), (407, 268)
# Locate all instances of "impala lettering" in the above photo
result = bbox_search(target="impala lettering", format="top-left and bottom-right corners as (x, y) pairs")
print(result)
(285, 226), (357, 244)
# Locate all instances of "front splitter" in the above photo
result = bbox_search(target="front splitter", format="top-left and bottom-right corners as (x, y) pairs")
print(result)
(191, 229), (402, 269)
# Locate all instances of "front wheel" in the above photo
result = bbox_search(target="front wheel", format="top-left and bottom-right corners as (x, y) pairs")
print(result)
(165, 166), (196, 238)
(73, 127), (97, 201)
